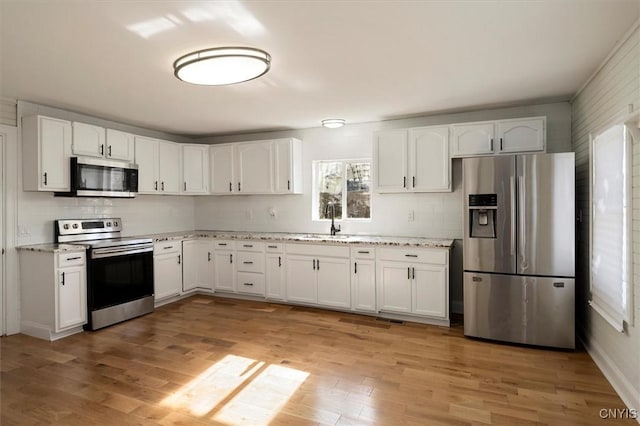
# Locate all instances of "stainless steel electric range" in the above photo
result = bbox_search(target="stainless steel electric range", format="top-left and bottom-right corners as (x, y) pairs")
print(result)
(55, 218), (154, 330)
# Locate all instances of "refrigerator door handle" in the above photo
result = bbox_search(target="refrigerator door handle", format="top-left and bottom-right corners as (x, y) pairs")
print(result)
(510, 176), (516, 256)
(518, 175), (527, 271)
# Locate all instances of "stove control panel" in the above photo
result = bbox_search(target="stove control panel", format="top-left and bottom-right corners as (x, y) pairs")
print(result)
(55, 218), (123, 237)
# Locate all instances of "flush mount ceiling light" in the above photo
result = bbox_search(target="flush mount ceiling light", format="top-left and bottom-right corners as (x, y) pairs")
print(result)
(173, 46), (271, 86)
(321, 119), (346, 128)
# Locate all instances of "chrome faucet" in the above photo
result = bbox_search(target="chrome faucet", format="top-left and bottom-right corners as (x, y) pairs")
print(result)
(325, 202), (341, 235)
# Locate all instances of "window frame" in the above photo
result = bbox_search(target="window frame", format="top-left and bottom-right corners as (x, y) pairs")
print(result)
(588, 120), (633, 332)
(312, 158), (372, 222)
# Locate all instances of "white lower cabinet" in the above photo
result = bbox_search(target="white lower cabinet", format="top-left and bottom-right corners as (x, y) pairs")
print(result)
(265, 251), (286, 300)
(285, 244), (350, 308)
(351, 247), (376, 312)
(213, 240), (236, 292)
(19, 249), (87, 340)
(182, 239), (214, 292)
(377, 247), (449, 320)
(153, 241), (182, 301)
(236, 241), (265, 296)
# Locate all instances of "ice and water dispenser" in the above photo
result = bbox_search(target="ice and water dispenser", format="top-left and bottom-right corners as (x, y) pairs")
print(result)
(468, 194), (497, 238)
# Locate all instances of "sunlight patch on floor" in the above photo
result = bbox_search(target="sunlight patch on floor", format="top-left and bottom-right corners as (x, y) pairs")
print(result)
(213, 364), (309, 425)
(161, 354), (309, 424)
(162, 354), (264, 416)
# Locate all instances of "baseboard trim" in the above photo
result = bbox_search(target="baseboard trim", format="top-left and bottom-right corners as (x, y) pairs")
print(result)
(578, 334), (640, 419)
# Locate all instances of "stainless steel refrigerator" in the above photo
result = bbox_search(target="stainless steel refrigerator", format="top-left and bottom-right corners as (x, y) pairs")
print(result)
(463, 153), (575, 349)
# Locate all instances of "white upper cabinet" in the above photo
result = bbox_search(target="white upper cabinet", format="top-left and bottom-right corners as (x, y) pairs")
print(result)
(451, 122), (495, 157)
(409, 126), (450, 192)
(22, 115), (72, 192)
(273, 138), (302, 194)
(451, 117), (546, 157)
(236, 141), (273, 194)
(134, 136), (160, 193)
(105, 129), (135, 162)
(374, 126), (451, 193)
(181, 144), (209, 194)
(72, 122), (106, 158)
(72, 123), (134, 162)
(210, 144), (235, 194)
(158, 140), (181, 194)
(374, 129), (408, 192)
(496, 117), (545, 153)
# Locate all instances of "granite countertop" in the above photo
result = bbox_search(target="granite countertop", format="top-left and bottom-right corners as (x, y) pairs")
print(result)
(150, 231), (454, 248)
(17, 243), (88, 253)
(18, 231), (454, 252)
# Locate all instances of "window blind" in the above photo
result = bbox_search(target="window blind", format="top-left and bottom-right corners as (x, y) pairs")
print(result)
(590, 124), (630, 331)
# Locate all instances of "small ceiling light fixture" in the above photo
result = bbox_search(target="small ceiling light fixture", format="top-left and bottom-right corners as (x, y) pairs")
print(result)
(173, 46), (271, 86)
(321, 118), (346, 128)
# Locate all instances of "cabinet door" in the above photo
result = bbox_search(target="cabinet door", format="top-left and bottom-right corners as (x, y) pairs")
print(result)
(210, 144), (235, 194)
(451, 122), (495, 157)
(374, 129), (408, 192)
(412, 264), (447, 318)
(497, 118), (545, 153)
(316, 257), (350, 308)
(154, 253), (182, 301)
(213, 251), (236, 292)
(134, 136), (159, 193)
(39, 116), (72, 191)
(236, 142), (273, 193)
(377, 261), (412, 313)
(106, 129), (134, 161)
(72, 122), (105, 158)
(56, 266), (87, 331)
(159, 141), (181, 194)
(409, 126), (451, 192)
(182, 240), (214, 291)
(285, 255), (316, 304)
(273, 139), (302, 194)
(266, 253), (285, 300)
(182, 144), (209, 194)
(352, 259), (376, 312)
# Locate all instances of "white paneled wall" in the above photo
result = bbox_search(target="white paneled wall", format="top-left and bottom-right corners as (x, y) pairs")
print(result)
(571, 23), (640, 410)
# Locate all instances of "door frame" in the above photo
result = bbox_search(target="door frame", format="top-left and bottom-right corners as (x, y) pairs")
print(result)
(0, 124), (18, 335)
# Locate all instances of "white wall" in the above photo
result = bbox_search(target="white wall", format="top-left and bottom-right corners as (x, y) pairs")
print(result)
(16, 101), (196, 245)
(571, 23), (640, 411)
(195, 101), (572, 313)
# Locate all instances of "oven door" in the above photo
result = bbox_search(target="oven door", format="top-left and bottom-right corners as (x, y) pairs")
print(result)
(88, 244), (154, 312)
(72, 157), (138, 197)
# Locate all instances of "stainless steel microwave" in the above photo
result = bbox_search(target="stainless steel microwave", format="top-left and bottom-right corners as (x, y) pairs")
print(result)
(56, 157), (138, 198)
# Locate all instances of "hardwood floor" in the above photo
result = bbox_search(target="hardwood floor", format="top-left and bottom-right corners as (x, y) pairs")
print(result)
(1, 296), (634, 425)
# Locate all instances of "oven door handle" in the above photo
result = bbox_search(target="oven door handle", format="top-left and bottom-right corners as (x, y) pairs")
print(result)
(91, 244), (153, 259)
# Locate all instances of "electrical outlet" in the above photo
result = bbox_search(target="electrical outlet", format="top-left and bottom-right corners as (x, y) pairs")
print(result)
(18, 226), (30, 236)
(408, 210), (415, 222)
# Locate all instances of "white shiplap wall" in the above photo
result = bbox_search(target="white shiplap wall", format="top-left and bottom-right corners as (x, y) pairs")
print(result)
(571, 22), (640, 411)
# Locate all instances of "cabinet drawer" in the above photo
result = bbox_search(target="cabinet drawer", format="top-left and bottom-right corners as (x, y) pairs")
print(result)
(236, 252), (265, 273)
(154, 241), (181, 254)
(57, 252), (86, 267)
(285, 243), (349, 258)
(377, 247), (447, 265)
(237, 272), (265, 295)
(237, 241), (265, 252)
(350, 247), (375, 259)
(265, 243), (283, 253)
(213, 240), (235, 250)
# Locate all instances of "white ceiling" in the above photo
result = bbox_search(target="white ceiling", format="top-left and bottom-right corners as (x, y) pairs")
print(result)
(1, 1), (638, 137)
